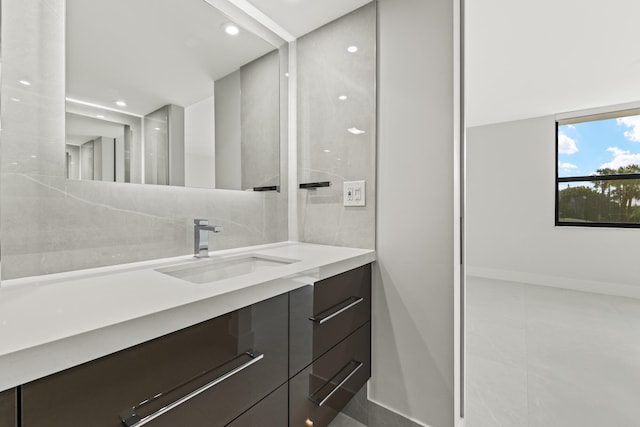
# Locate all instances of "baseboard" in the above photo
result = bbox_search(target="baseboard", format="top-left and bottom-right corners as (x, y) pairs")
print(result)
(467, 266), (640, 300)
(366, 397), (429, 427)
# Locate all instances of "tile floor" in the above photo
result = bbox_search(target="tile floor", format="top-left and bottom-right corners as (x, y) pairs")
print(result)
(327, 403), (423, 427)
(466, 276), (640, 426)
(329, 413), (367, 427)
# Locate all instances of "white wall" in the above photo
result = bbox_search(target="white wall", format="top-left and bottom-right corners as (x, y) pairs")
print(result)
(467, 116), (640, 296)
(372, 0), (455, 426)
(185, 96), (216, 189)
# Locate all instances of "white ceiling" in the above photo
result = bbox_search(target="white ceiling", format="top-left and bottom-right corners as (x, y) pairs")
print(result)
(247, 0), (373, 38)
(466, 0), (640, 127)
(67, 0), (276, 116)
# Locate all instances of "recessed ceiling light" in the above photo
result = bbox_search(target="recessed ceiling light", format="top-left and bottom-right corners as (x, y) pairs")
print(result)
(224, 24), (240, 36)
(347, 46), (358, 53)
(10, 97), (20, 102)
(66, 98), (143, 118)
(115, 100), (127, 107)
(347, 127), (365, 135)
(10, 162), (18, 165)
(338, 95), (348, 101)
(324, 149), (331, 153)
(97, 115), (105, 119)
(19, 80), (31, 86)
(154, 127), (161, 131)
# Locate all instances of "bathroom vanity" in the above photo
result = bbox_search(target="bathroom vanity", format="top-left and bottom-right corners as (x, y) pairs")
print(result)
(0, 243), (374, 427)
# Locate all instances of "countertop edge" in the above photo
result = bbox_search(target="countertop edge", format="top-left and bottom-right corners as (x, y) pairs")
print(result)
(0, 249), (375, 392)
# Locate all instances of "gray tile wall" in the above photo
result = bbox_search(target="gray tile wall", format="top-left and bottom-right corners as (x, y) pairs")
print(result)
(296, 3), (376, 250)
(241, 50), (280, 189)
(0, 0), (287, 280)
(215, 70), (242, 190)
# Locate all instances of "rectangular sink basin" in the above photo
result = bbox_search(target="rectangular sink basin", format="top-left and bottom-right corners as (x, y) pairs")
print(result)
(156, 254), (298, 284)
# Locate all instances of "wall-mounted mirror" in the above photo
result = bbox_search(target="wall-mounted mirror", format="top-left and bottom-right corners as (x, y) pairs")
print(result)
(65, 0), (283, 191)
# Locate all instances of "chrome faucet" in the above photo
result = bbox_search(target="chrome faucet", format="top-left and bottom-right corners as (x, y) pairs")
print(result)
(194, 219), (224, 258)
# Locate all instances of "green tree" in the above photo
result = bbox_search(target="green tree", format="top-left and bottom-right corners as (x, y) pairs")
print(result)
(609, 165), (640, 221)
(558, 185), (615, 222)
(593, 167), (615, 198)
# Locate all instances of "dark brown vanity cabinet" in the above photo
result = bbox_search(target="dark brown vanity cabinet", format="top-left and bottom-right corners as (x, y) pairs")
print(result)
(226, 383), (288, 426)
(289, 264), (372, 427)
(290, 323), (371, 427)
(15, 263), (372, 427)
(289, 264), (371, 377)
(0, 388), (17, 427)
(21, 294), (288, 427)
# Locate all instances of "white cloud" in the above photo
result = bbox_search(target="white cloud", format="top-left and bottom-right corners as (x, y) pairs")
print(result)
(616, 116), (640, 142)
(558, 133), (578, 154)
(608, 147), (627, 156)
(559, 162), (578, 170)
(600, 147), (640, 169)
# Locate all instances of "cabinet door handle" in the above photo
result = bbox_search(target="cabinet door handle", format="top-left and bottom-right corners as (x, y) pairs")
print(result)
(308, 360), (363, 407)
(309, 296), (364, 324)
(119, 351), (264, 427)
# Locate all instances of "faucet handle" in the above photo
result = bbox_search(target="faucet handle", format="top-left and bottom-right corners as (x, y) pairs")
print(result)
(194, 218), (209, 226)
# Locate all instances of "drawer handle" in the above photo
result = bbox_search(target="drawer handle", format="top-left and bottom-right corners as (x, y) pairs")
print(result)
(309, 296), (364, 324)
(119, 351), (264, 427)
(309, 360), (363, 407)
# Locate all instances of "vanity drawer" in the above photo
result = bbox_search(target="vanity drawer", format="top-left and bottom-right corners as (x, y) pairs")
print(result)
(290, 264), (371, 376)
(0, 388), (17, 427)
(21, 293), (288, 427)
(226, 383), (288, 426)
(290, 322), (371, 427)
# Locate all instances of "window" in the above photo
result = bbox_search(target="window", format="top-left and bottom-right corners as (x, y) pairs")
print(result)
(556, 108), (640, 227)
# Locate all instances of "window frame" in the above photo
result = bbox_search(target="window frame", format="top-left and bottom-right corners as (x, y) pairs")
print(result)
(555, 109), (640, 228)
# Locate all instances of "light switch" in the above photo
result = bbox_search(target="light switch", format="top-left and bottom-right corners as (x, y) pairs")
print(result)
(344, 180), (365, 206)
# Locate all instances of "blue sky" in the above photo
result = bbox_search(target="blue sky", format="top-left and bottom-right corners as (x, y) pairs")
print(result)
(558, 114), (640, 178)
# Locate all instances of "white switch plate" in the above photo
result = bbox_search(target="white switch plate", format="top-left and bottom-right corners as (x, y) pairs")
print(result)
(344, 180), (366, 206)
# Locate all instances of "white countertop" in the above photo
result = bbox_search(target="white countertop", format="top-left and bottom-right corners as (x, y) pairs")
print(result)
(0, 241), (375, 392)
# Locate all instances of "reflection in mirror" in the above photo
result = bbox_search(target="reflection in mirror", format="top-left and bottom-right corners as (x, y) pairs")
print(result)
(65, 106), (139, 183)
(65, 0), (282, 191)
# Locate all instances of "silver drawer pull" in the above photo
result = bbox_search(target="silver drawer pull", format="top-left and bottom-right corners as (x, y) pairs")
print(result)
(119, 351), (264, 427)
(309, 360), (363, 407)
(309, 296), (364, 324)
